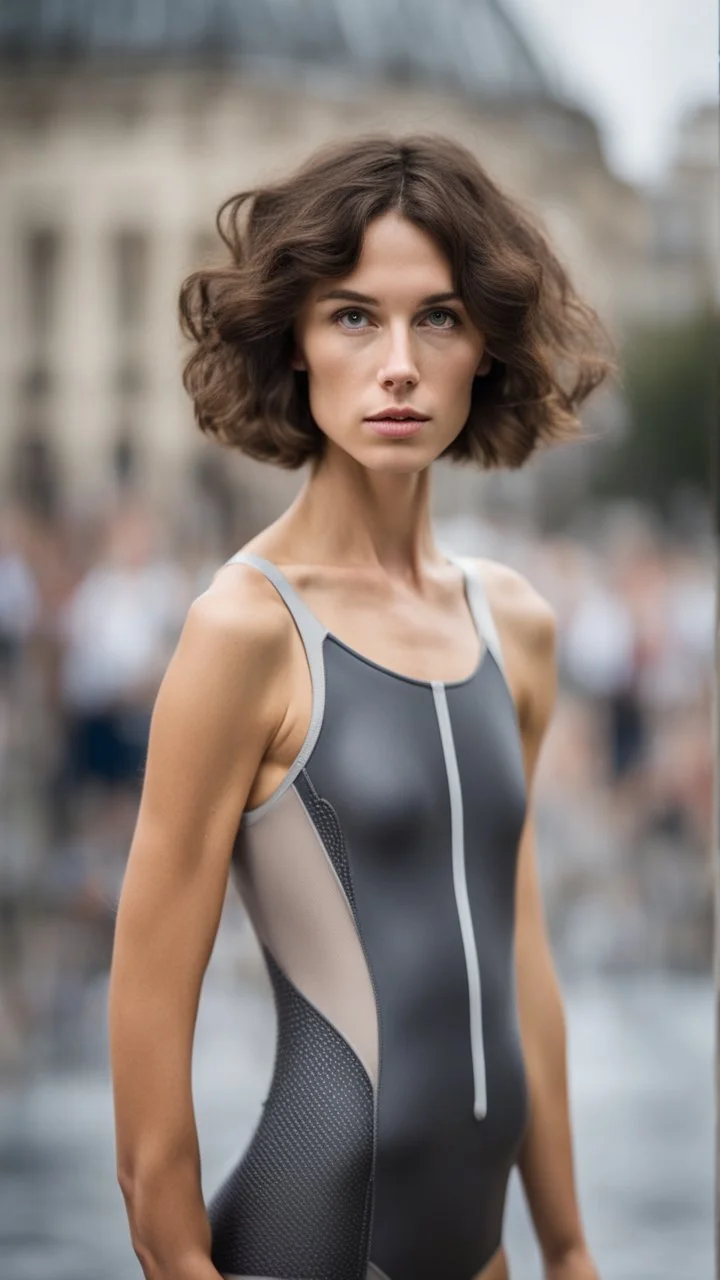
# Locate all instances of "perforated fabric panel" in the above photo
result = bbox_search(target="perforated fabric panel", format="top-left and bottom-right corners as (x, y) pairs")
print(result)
(208, 948), (375, 1280)
(295, 768), (357, 910)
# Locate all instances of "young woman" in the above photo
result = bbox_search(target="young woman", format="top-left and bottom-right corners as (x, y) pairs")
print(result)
(109, 133), (613, 1280)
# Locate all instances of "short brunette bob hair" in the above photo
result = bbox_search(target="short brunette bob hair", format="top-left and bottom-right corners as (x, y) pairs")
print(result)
(179, 133), (615, 470)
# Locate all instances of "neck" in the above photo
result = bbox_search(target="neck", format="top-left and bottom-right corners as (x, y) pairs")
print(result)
(276, 441), (442, 578)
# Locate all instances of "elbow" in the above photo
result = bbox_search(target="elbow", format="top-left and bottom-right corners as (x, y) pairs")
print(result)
(117, 1163), (135, 1202)
(114, 1151), (212, 1278)
(115, 1163), (159, 1269)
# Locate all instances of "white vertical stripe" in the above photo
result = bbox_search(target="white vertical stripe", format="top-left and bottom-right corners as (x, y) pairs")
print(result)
(432, 682), (487, 1121)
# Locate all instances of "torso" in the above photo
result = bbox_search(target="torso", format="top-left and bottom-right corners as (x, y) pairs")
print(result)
(207, 543), (531, 1280)
(232, 547), (525, 814)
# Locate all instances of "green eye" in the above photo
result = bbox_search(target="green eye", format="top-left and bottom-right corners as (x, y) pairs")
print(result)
(426, 309), (457, 327)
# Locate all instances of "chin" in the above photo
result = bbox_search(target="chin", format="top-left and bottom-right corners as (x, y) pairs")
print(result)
(358, 444), (441, 474)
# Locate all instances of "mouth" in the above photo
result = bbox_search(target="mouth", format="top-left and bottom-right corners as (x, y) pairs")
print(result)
(364, 409), (430, 422)
(364, 417), (427, 438)
(363, 409), (430, 438)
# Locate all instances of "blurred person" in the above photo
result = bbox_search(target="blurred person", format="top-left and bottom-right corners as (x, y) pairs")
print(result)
(633, 548), (713, 855)
(55, 500), (190, 903)
(109, 135), (615, 1280)
(562, 557), (651, 829)
(0, 505), (43, 1066)
(639, 547), (713, 711)
(0, 506), (40, 682)
(0, 506), (41, 764)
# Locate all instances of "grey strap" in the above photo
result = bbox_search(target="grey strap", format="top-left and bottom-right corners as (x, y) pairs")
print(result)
(225, 551), (327, 826)
(447, 553), (506, 678)
(226, 552), (328, 647)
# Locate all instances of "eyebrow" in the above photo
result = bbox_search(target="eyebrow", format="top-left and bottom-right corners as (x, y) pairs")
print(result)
(316, 288), (463, 307)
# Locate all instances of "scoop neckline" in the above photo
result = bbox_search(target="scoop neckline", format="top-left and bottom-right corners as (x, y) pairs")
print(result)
(324, 629), (489, 689)
(232, 548), (489, 688)
(266, 550), (488, 689)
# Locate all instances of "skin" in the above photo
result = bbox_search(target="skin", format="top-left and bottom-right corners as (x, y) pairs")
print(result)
(109, 211), (599, 1280)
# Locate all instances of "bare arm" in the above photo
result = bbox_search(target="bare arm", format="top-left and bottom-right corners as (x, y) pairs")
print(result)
(108, 570), (290, 1280)
(488, 565), (599, 1280)
(515, 816), (598, 1280)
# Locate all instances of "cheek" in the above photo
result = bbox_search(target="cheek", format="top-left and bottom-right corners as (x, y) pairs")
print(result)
(428, 343), (479, 396)
(306, 333), (368, 394)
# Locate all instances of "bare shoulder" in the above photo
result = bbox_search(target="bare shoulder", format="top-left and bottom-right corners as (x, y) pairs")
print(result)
(154, 558), (295, 749)
(473, 557), (556, 654)
(473, 557), (557, 740)
(186, 557), (294, 672)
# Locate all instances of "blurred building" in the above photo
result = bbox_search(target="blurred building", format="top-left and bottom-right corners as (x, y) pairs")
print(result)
(0, 0), (715, 521)
(645, 103), (720, 317)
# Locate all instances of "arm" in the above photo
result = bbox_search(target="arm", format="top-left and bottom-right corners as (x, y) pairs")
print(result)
(108, 570), (291, 1280)
(492, 567), (599, 1280)
(514, 815), (598, 1280)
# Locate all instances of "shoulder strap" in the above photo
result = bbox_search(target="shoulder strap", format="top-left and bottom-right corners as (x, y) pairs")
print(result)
(447, 553), (506, 678)
(225, 552), (327, 826)
(226, 551), (328, 648)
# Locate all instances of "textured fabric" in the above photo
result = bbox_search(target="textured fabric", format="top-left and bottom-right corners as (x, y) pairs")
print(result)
(294, 767), (357, 910)
(208, 949), (375, 1280)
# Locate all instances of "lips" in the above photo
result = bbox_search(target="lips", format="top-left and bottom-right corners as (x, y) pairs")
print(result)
(364, 417), (426, 439)
(364, 410), (430, 421)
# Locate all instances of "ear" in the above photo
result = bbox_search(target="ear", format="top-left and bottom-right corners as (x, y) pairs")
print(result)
(475, 349), (493, 377)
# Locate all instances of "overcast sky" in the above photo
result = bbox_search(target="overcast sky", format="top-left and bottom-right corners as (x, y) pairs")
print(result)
(505, 0), (718, 184)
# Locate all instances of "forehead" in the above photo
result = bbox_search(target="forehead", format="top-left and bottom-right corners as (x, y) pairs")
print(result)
(307, 212), (453, 304)
(356, 213), (450, 271)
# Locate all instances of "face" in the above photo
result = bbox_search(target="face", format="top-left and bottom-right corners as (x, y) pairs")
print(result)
(291, 212), (491, 472)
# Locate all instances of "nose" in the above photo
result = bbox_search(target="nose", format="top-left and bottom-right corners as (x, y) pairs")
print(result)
(376, 323), (419, 391)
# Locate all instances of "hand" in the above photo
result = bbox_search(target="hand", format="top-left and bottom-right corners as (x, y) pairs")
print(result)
(545, 1245), (600, 1280)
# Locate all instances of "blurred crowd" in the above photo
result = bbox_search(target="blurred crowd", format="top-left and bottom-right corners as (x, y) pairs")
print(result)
(0, 492), (713, 1069)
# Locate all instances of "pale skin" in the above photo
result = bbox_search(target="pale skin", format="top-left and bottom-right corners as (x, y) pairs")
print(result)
(109, 211), (600, 1280)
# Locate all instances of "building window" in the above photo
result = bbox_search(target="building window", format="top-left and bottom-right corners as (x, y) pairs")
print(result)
(112, 427), (139, 489)
(112, 229), (148, 332)
(24, 226), (60, 342)
(11, 426), (60, 519)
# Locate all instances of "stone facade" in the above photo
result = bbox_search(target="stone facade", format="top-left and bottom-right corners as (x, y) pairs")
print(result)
(0, 9), (714, 520)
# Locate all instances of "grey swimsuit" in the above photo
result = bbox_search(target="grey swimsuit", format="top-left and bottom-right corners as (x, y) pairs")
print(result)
(208, 551), (530, 1280)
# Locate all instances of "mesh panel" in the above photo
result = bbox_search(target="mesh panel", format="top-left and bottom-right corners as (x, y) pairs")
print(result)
(208, 949), (374, 1280)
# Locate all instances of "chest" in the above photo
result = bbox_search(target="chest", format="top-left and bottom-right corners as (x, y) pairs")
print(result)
(306, 636), (527, 894)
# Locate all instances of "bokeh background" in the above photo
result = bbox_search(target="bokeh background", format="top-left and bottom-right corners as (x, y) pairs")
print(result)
(0, 3), (717, 1278)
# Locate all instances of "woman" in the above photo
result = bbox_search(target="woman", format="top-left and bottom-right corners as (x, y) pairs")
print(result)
(109, 133), (613, 1280)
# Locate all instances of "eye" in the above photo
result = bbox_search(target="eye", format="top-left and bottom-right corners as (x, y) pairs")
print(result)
(423, 308), (459, 329)
(335, 308), (371, 330)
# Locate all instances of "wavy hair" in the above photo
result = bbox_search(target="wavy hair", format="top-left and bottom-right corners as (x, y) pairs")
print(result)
(179, 133), (616, 469)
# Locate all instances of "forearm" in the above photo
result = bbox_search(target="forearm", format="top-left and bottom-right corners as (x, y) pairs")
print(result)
(119, 1148), (222, 1280)
(516, 963), (592, 1272)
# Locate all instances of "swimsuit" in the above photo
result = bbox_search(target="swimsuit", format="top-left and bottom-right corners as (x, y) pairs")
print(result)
(207, 551), (530, 1280)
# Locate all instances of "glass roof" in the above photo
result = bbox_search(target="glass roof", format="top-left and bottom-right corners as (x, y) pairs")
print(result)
(0, 0), (552, 99)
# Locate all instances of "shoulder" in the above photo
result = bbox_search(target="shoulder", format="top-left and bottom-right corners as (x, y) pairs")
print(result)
(473, 557), (556, 656)
(472, 557), (557, 740)
(155, 559), (295, 745)
(187, 558), (294, 666)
